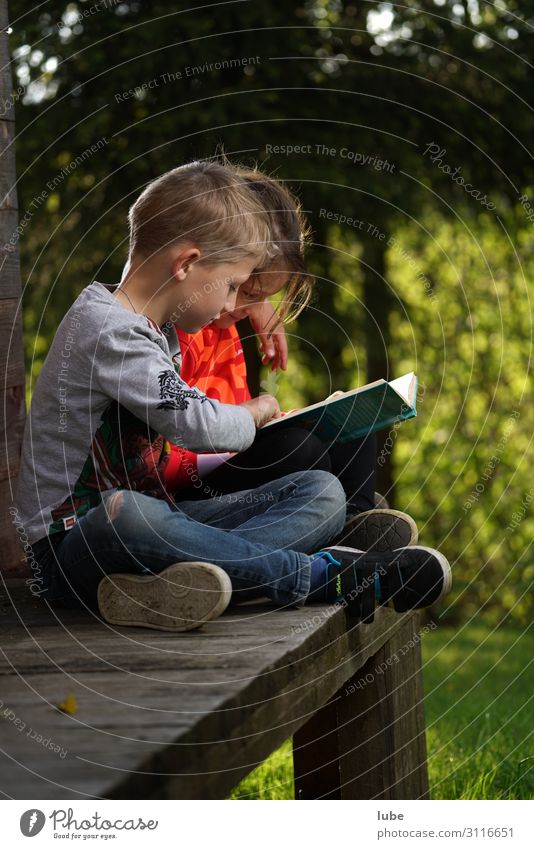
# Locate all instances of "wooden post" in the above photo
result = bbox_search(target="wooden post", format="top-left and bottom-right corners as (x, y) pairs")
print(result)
(0, 0), (26, 574)
(293, 614), (429, 799)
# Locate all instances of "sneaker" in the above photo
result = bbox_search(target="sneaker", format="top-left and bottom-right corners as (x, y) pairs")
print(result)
(97, 561), (232, 631)
(336, 508), (418, 551)
(374, 491), (390, 509)
(321, 545), (452, 623)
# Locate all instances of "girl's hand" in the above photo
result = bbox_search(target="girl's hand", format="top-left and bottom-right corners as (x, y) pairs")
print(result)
(247, 300), (288, 372)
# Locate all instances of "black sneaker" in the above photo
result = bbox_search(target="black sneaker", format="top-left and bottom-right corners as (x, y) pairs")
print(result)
(335, 508), (418, 551)
(321, 545), (452, 623)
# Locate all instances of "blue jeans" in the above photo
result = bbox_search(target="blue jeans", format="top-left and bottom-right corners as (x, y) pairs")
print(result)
(33, 471), (346, 611)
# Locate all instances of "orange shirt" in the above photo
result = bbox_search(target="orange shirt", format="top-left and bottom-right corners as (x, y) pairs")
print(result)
(179, 324), (251, 405)
(164, 324), (251, 490)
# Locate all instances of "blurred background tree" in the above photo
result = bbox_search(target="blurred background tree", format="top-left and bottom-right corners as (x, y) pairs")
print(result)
(6, 0), (534, 624)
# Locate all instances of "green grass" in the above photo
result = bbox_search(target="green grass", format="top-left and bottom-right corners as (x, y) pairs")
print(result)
(230, 621), (534, 800)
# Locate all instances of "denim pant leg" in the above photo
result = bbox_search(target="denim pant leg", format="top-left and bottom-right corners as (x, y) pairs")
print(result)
(179, 470), (346, 554)
(46, 470), (345, 612)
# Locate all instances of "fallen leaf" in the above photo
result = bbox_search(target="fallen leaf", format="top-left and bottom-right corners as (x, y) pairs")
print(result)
(56, 692), (78, 715)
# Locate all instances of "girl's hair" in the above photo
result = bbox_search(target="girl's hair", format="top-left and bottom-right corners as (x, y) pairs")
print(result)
(128, 160), (275, 269)
(235, 167), (314, 325)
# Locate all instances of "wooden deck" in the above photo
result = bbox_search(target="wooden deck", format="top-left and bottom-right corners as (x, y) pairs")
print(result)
(0, 578), (429, 800)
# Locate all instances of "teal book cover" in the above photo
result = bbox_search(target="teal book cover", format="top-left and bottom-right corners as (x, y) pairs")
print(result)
(262, 373), (418, 443)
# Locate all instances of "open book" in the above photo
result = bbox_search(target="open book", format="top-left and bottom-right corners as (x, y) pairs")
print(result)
(261, 372), (418, 442)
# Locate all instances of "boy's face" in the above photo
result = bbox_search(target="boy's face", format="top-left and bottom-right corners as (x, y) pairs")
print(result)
(170, 258), (257, 333)
(212, 263), (288, 329)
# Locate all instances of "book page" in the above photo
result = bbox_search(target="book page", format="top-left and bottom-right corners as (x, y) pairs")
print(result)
(388, 372), (416, 406)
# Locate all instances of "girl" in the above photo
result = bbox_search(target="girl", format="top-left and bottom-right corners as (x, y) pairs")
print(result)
(165, 168), (417, 551)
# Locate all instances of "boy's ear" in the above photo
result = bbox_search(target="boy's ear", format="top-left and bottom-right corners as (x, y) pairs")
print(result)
(172, 247), (201, 281)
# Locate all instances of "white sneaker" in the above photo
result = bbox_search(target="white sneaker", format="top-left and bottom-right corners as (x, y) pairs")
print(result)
(97, 561), (232, 631)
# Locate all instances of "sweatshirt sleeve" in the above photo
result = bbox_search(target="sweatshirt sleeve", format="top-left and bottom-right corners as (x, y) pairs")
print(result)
(94, 322), (256, 453)
(164, 445), (199, 490)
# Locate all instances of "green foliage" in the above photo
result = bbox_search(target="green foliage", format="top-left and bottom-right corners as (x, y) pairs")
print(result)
(388, 209), (534, 625)
(424, 622), (534, 800)
(229, 739), (295, 800)
(274, 206), (534, 626)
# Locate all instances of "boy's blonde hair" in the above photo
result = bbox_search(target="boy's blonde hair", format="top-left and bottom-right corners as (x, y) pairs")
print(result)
(128, 160), (275, 268)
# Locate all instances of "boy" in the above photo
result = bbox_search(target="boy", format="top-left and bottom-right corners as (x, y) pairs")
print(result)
(16, 160), (451, 632)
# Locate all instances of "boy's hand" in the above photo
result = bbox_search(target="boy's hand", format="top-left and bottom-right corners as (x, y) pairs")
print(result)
(240, 394), (281, 428)
(247, 300), (288, 372)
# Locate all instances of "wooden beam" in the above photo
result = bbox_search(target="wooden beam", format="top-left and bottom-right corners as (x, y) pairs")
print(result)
(293, 613), (429, 799)
(0, 210), (22, 298)
(0, 1), (15, 123)
(0, 0), (26, 573)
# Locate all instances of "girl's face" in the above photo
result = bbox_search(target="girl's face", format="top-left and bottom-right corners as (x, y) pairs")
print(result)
(171, 258), (257, 332)
(212, 262), (289, 328)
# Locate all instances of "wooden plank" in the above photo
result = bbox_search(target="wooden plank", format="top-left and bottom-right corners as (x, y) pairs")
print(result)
(0, 7), (24, 574)
(293, 614), (429, 799)
(0, 2), (15, 120)
(336, 614), (428, 798)
(0, 119), (17, 210)
(0, 382), (24, 481)
(0, 247), (21, 294)
(0, 53), (14, 123)
(0, 476), (24, 572)
(0, 579), (415, 799)
(0, 299), (24, 388)
(0, 209), (22, 300)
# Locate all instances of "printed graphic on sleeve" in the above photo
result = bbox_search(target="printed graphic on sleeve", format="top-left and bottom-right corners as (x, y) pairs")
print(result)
(157, 369), (208, 411)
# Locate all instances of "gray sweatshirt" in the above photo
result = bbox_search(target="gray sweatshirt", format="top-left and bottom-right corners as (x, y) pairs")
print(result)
(16, 281), (256, 543)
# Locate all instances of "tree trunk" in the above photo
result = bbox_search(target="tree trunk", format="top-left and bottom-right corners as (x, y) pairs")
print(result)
(239, 319), (261, 397)
(0, 0), (26, 574)
(361, 235), (395, 506)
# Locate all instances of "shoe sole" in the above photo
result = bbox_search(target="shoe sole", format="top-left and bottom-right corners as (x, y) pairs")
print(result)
(97, 562), (232, 631)
(337, 509), (419, 551)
